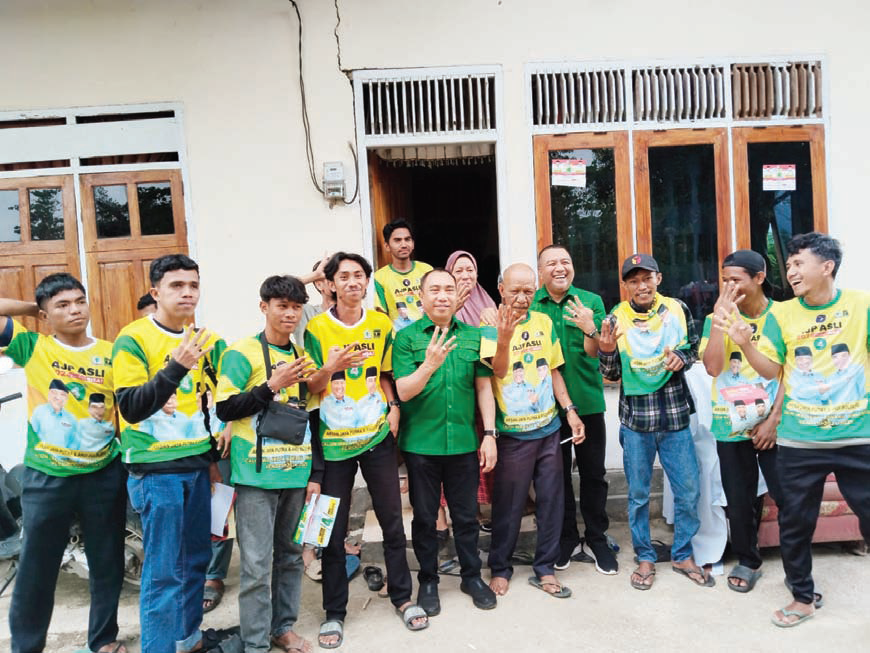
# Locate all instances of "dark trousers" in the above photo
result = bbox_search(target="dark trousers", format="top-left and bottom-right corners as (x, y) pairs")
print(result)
(777, 444), (870, 605)
(10, 458), (126, 653)
(559, 412), (609, 557)
(321, 435), (411, 621)
(488, 430), (563, 580)
(717, 439), (782, 570)
(404, 451), (481, 584)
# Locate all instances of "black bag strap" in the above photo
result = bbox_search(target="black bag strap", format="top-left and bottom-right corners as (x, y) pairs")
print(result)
(258, 332), (307, 402)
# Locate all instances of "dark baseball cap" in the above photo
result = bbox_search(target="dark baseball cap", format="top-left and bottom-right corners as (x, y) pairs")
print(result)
(722, 249), (766, 276)
(621, 254), (659, 280)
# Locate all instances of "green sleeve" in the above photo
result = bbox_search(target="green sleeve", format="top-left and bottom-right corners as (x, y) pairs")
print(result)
(5, 332), (38, 367)
(218, 349), (253, 391)
(591, 293), (606, 331)
(112, 334), (148, 368)
(374, 279), (387, 312)
(760, 312), (786, 363)
(479, 326), (497, 360)
(391, 329), (415, 379)
(211, 338), (228, 369)
(698, 315), (713, 358)
(382, 329), (394, 373)
(304, 329), (324, 368)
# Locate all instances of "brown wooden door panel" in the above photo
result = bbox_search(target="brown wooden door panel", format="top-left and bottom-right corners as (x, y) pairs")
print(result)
(368, 150), (412, 267)
(0, 176), (80, 334)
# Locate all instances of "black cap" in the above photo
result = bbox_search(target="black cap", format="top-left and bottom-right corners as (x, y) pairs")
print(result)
(754, 398), (765, 405)
(729, 352), (743, 361)
(49, 379), (69, 392)
(89, 393), (106, 404)
(734, 399), (745, 406)
(723, 249), (766, 277)
(794, 346), (812, 357)
(512, 361), (524, 371)
(621, 254), (659, 280)
(535, 358), (547, 367)
(831, 343), (849, 355)
(330, 370), (346, 381)
(365, 366), (377, 378)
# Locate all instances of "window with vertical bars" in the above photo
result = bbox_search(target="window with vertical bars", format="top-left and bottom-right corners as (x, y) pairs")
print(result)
(731, 62), (822, 120)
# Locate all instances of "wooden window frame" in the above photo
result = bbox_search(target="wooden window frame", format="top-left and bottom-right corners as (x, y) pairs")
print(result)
(633, 128), (733, 269)
(732, 124), (827, 248)
(533, 131), (633, 273)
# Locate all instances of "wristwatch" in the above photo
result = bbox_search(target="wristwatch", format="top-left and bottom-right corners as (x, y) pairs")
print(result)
(585, 328), (600, 339)
(482, 429), (499, 439)
(564, 404), (578, 414)
(388, 400), (401, 408)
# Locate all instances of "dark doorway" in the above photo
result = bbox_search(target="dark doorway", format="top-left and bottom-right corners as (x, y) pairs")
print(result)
(368, 151), (500, 299)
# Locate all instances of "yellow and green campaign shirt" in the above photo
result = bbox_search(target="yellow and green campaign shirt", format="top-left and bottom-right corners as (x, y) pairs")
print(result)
(699, 301), (780, 442)
(374, 261), (433, 331)
(759, 289), (869, 445)
(113, 316), (226, 464)
(481, 311), (564, 438)
(304, 308), (394, 460)
(216, 335), (314, 489)
(0, 319), (118, 476)
(612, 294), (690, 396)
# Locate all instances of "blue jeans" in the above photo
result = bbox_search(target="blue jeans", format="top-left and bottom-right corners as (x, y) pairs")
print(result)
(128, 469), (211, 653)
(620, 425), (700, 563)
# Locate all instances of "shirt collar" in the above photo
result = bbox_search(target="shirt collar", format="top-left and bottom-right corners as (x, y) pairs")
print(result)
(533, 285), (579, 305)
(419, 313), (458, 333)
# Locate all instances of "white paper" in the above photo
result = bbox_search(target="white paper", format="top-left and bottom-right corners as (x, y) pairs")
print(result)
(210, 482), (235, 537)
(762, 164), (796, 191)
(551, 158), (587, 188)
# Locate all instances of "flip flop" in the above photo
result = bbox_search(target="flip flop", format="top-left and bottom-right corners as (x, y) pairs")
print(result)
(363, 565), (385, 591)
(203, 582), (225, 613)
(771, 607), (814, 628)
(672, 564), (715, 587)
(784, 578), (824, 608)
(396, 604), (429, 631)
(305, 559), (322, 582)
(630, 567), (656, 591)
(727, 564), (762, 593)
(317, 620), (343, 649)
(527, 576), (572, 598)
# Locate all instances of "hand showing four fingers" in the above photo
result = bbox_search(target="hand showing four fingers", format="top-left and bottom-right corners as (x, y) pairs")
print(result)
(564, 297), (595, 333)
(171, 327), (215, 369)
(268, 355), (316, 391)
(422, 326), (457, 371)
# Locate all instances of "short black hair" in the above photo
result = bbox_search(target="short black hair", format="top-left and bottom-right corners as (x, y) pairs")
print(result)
(35, 273), (86, 310)
(537, 244), (571, 263)
(420, 268), (455, 292)
(786, 232), (842, 278)
(323, 252), (373, 281)
(383, 218), (413, 242)
(150, 254), (199, 286)
(259, 275), (308, 304)
(137, 293), (156, 311)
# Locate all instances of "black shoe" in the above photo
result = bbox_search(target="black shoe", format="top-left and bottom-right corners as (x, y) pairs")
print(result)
(417, 580), (441, 616)
(460, 577), (497, 610)
(588, 539), (619, 575)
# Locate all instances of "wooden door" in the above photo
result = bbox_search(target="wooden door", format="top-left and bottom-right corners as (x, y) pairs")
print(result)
(532, 131), (631, 311)
(732, 125), (826, 300)
(80, 169), (188, 340)
(367, 150), (412, 268)
(0, 175), (81, 333)
(632, 128), (731, 331)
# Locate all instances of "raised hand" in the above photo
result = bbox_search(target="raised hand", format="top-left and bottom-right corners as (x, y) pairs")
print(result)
(564, 297), (595, 333)
(713, 280), (744, 316)
(268, 355), (316, 391)
(479, 306), (498, 327)
(171, 327), (215, 369)
(598, 316), (622, 353)
(325, 343), (368, 372)
(456, 281), (473, 311)
(711, 307), (753, 346)
(423, 326), (457, 370)
(496, 303), (525, 343)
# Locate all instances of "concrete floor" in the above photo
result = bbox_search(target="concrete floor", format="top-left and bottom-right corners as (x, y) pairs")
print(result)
(1, 520), (868, 653)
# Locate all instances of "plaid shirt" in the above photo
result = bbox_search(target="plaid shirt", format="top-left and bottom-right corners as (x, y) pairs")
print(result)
(599, 299), (699, 432)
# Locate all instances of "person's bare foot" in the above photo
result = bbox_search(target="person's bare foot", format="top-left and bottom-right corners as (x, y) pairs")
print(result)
(672, 558), (713, 586)
(272, 630), (312, 653)
(489, 576), (510, 595)
(772, 600), (814, 626)
(536, 574), (562, 594)
(202, 579), (224, 612)
(630, 561), (656, 589)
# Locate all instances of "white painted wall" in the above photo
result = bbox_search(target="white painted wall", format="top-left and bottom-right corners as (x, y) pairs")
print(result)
(0, 0), (867, 468)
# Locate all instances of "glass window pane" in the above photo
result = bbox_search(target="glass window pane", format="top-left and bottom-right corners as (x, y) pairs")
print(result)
(94, 185), (131, 238)
(138, 182), (174, 235)
(747, 141), (814, 302)
(648, 144), (719, 334)
(548, 148), (620, 312)
(29, 187), (65, 241)
(0, 190), (21, 242)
